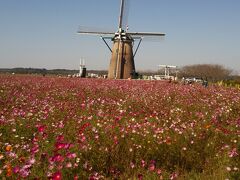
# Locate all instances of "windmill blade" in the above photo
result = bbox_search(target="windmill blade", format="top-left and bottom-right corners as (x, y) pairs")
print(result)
(77, 26), (115, 36)
(128, 32), (165, 42)
(127, 32), (165, 37)
(122, 0), (130, 30)
(78, 31), (114, 36)
(119, 0), (130, 30)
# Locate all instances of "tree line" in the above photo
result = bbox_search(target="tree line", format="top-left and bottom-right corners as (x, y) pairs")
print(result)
(0, 68), (107, 76)
(178, 64), (233, 82)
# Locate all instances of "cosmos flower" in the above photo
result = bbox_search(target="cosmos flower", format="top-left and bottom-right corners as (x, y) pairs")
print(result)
(228, 148), (238, 157)
(52, 171), (62, 180)
(1, 75), (240, 179)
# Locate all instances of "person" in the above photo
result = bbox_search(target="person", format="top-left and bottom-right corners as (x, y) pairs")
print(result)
(168, 77), (172, 83)
(182, 77), (186, 85)
(205, 78), (208, 87)
(202, 77), (208, 87)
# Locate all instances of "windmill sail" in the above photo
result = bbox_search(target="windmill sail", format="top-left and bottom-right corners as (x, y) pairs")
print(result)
(128, 32), (165, 37)
(118, 0), (130, 30)
(77, 26), (115, 36)
(127, 32), (165, 41)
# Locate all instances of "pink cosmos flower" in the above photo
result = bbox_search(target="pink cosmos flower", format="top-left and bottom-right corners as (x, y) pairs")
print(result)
(28, 157), (36, 165)
(66, 152), (77, 159)
(52, 171), (62, 180)
(81, 103), (86, 108)
(148, 160), (156, 171)
(49, 154), (64, 163)
(74, 175), (79, 180)
(141, 160), (146, 167)
(37, 125), (45, 133)
(148, 164), (155, 171)
(55, 142), (65, 150)
(56, 135), (64, 142)
(170, 172), (178, 180)
(157, 169), (162, 175)
(138, 174), (143, 180)
(229, 148), (239, 157)
(31, 144), (39, 154)
(19, 168), (30, 178)
(66, 162), (72, 168)
(13, 166), (20, 173)
(130, 162), (135, 168)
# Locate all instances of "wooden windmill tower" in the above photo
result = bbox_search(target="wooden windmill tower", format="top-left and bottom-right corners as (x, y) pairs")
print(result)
(78, 0), (165, 79)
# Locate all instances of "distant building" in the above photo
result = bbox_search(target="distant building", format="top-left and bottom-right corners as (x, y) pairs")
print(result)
(79, 59), (86, 78)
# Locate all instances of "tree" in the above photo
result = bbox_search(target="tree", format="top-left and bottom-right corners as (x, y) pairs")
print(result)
(179, 64), (232, 81)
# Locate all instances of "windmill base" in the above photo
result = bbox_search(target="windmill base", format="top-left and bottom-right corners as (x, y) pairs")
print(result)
(108, 40), (136, 79)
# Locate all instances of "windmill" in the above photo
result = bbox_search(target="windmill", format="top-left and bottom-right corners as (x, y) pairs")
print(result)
(78, 0), (165, 79)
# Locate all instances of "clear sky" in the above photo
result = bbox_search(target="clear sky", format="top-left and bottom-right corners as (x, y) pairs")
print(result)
(0, 0), (240, 73)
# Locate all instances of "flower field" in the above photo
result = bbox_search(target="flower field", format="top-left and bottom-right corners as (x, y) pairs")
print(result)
(0, 75), (239, 179)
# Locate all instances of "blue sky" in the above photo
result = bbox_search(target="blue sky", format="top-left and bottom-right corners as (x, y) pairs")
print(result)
(0, 0), (240, 73)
